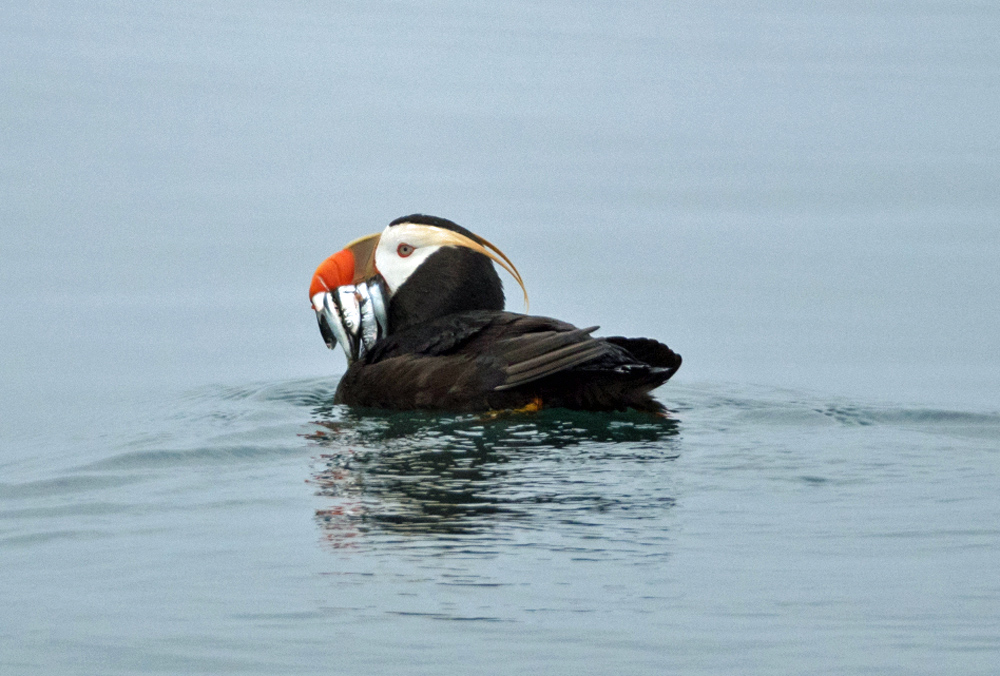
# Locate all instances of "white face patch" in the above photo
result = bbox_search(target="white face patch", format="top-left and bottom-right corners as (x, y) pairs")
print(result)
(371, 220), (530, 310)
(373, 223), (446, 293)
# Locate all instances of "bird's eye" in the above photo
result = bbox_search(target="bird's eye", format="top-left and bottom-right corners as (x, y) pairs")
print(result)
(397, 243), (415, 258)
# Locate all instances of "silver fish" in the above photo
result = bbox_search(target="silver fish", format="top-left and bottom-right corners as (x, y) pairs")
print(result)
(314, 279), (390, 364)
(354, 283), (378, 359)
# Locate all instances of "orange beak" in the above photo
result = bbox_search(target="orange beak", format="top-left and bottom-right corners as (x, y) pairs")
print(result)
(309, 233), (381, 307)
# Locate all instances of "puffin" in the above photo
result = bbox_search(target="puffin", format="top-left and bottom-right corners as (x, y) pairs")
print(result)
(309, 214), (681, 413)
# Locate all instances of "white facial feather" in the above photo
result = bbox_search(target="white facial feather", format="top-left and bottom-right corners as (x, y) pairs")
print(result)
(374, 223), (445, 293)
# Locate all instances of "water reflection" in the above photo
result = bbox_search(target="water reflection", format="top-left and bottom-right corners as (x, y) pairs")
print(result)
(306, 407), (680, 549)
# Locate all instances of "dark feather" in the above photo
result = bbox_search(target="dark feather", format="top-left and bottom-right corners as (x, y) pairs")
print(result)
(495, 326), (604, 390)
(387, 247), (504, 333)
(334, 312), (680, 412)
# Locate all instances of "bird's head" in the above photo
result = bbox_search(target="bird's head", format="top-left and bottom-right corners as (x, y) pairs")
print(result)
(309, 215), (528, 360)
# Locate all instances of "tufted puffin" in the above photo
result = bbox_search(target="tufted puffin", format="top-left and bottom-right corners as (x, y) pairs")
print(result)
(309, 215), (681, 413)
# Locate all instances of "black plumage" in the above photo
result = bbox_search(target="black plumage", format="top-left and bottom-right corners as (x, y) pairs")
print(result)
(387, 246), (504, 333)
(335, 302), (681, 413)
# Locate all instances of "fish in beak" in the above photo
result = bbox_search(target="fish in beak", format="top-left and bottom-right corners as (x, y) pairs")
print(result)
(309, 232), (381, 310)
(309, 233), (386, 363)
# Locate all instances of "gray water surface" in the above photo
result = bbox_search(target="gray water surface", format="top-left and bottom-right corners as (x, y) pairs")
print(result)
(3, 1), (999, 674)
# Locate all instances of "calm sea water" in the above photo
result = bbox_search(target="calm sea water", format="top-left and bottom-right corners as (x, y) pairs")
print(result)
(3, 1), (999, 674)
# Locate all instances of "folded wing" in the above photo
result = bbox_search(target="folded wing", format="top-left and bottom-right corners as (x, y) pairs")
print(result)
(334, 311), (680, 412)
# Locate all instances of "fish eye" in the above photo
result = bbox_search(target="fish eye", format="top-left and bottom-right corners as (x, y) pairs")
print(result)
(397, 243), (415, 258)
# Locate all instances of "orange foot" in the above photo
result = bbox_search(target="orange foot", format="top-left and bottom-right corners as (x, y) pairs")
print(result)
(482, 397), (543, 420)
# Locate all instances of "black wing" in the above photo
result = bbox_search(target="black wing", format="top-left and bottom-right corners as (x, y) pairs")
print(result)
(335, 311), (680, 412)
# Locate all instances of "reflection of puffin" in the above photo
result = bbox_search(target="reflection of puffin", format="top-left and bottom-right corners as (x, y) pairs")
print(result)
(309, 215), (681, 412)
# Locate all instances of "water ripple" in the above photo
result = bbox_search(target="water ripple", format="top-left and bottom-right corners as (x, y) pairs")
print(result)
(0, 474), (144, 500)
(672, 384), (1000, 439)
(81, 444), (304, 471)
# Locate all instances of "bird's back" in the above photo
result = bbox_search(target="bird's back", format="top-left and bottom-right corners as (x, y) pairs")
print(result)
(334, 311), (681, 412)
